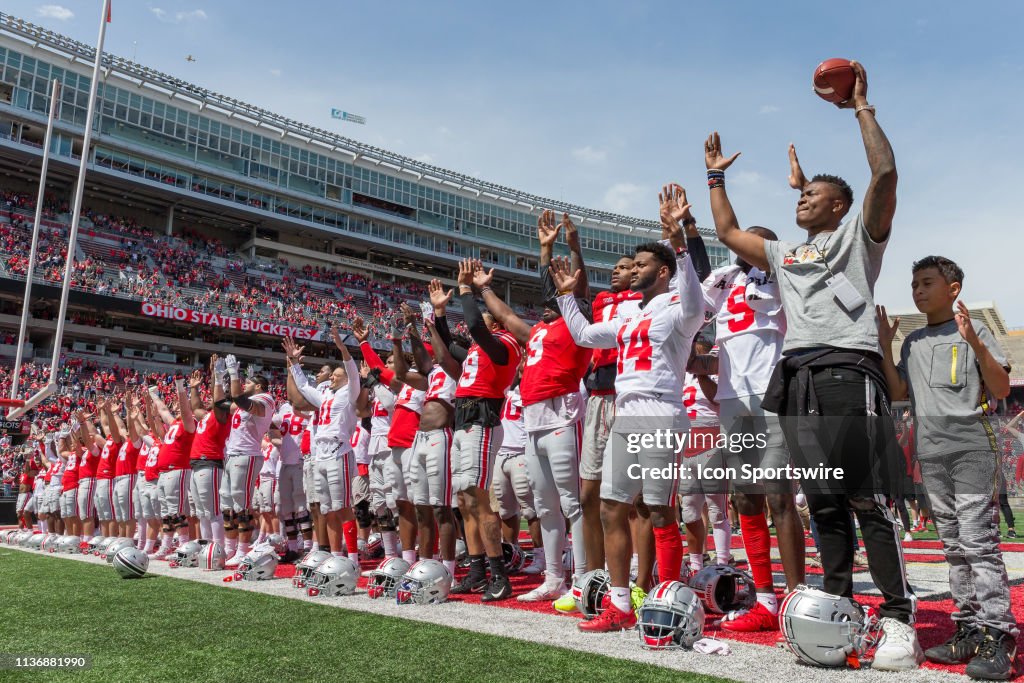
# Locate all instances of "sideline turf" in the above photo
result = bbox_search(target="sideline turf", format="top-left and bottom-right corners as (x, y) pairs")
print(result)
(0, 551), (732, 683)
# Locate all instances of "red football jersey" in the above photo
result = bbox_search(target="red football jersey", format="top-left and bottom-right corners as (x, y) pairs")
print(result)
(114, 440), (139, 477)
(387, 385), (424, 449)
(590, 290), (642, 369)
(18, 471), (33, 488)
(77, 447), (97, 479)
(520, 318), (592, 405)
(191, 411), (230, 462)
(455, 330), (522, 400)
(143, 439), (161, 481)
(96, 437), (119, 480)
(157, 419), (195, 472)
(61, 451), (79, 492)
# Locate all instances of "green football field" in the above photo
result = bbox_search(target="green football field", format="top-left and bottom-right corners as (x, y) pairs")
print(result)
(0, 551), (732, 683)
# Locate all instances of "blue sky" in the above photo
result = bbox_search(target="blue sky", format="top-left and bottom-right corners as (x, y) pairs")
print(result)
(9, 1), (1024, 326)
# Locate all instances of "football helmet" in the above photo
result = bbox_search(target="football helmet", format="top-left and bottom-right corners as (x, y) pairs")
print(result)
(42, 534), (63, 553)
(367, 557), (411, 599)
(201, 542), (226, 571)
(306, 556), (359, 597)
(572, 568), (611, 619)
(169, 540), (204, 568)
(364, 532), (384, 560)
(59, 536), (82, 554)
(27, 533), (46, 550)
(112, 547), (149, 579)
(265, 533), (287, 555)
(104, 539), (136, 562)
(395, 559), (452, 605)
(231, 550), (280, 582)
(501, 542), (524, 574)
(688, 565), (756, 615)
(97, 537), (116, 557)
(293, 550), (332, 588)
(638, 580), (706, 649)
(85, 536), (104, 555)
(16, 530), (33, 547)
(780, 585), (882, 668)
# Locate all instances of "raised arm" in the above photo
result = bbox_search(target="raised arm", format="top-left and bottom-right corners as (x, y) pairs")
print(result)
(704, 133), (770, 272)
(176, 377), (196, 433)
(330, 325), (360, 399)
(476, 266), (531, 346)
(562, 213), (589, 300)
(102, 398), (124, 443)
(425, 318), (463, 381)
(877, 305), (909, 400)
(282, 337), (322, 409)
(457, 259), (509, 364)
(147, 385), (177, 427)
(550, 257), (617, 349)
(659, 184), (711, 282)
(842, 62), (896, 243)
(956, 302), (1010, 400)
(390, 315), (428, 390)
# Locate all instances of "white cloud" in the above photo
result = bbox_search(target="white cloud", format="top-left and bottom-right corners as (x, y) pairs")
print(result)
(571, 145), (607, 164)
(37, 5), (73, 21)
(602, 182), (647, 214)
(759, 104), (780, 114)
(413, 153), (434, 163)
(150, 7), (208, 23)
(269, 69), (282, 77)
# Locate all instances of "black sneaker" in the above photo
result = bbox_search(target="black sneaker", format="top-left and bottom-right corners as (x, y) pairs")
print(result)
(1006, 529), (1017, 539)
(451, 574), (488, 595)
(965, 628), (1016, 680)
(924, 622), (984, 664)
(480, 575), (512, 602)
(281, 549), (302, 564)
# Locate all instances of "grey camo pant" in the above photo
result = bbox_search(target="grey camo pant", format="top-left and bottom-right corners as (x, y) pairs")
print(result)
(920, 450), (1019, 637)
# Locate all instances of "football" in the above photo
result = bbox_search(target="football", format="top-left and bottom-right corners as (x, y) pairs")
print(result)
(813, 58), (856, 104)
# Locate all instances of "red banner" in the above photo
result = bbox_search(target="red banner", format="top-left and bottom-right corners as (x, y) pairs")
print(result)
(140, 303), (325, 341)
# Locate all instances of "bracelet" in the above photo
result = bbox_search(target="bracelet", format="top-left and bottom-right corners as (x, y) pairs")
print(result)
(708, 179), (725, 190)
(682, 217), (697, 227)
(855, 104), (876, 117)
(480, 286), (492, 296)
(706, 169), (725, 178)
(557, 288), (573, 297)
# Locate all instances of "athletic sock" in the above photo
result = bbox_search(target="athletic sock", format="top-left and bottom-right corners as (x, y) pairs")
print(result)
(402, 549), (418, 564)
(144, 539), (155, 553)
(690, 553), (704, 572)
(466, 554), (486, 581)
(177, 529), (190, 543)
(610, 586), (631, 613)
(712, 523), (732, 564)
(487, 555), (507, 580)
(739, 513), (773, 590)
(443, 559), (456, 577)
(756, 591), (779, 614)
(303, 539), (314, 551)
(161, 532), (174, 550)
(238, 542), (251, 556)
(652, 524), (683, 583)
(530, 547), (546, 568)
(199, 518), (212, 540)
(332, 551), (345, 558)
(381, 530), (399, 558)
(343, 521), (358, 555)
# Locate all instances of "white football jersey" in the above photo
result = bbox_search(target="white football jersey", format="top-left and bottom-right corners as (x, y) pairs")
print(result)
(424, 365), (457, 405)
(351, 424), (371, 466)
(703, 265), (786, 400)
(272, 403), (307, 466)
(260, 439), (279, 479)
(370, 396), (392, 438)
(226, 393), (277, 457)
(312, 362), (359, 456)
(683, 373), (719, 425)
(395, 384), (426, 414)
(47, 461), (64, 488)
(499, 385), (527, 454)
(560, 252), (705, 405)
(305, 381), (333, 440)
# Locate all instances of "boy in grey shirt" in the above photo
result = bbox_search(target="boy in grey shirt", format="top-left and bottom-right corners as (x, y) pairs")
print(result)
(879, 255), (1017, 681)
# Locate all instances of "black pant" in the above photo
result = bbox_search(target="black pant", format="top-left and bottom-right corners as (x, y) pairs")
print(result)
(783, 365), (915, 621)
(998, 492), (1015, 529)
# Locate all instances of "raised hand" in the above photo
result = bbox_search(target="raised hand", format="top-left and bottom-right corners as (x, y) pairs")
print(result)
(400, 301), (418, 326)
(389, 311), (407, 340)
(456, 259), (474, 287)
(329, 324), (346, 350)
(282, 336), (304, 364)
(472, 259), (494, 289)
(705, 132), (741, 171)
(876, 305), (900, 348)
(837, 60), (868, 109)
(189, 369), (203, 388)
(788, 144), (809, 190)
(537, 210), (560, 248)
(549, 256), (579, 294)
(359, 361), (371, 379)
(955, 301), (980, 347)
(559, 212), (578, 244)
(351, 317), (369, 343)
(428, 279), (454, 312)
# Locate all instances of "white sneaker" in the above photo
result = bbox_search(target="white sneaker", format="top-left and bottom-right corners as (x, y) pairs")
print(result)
(521, 554), (545, 575)
(517, 576), (567, 602)
(149, 546), (172, 561)
(872, 618), (924, 671)
(224, 551), (245, 569)
(903, 532), (913, 543)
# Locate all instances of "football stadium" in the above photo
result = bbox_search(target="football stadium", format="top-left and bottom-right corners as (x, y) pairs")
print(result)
(2, 3), (1024, 682)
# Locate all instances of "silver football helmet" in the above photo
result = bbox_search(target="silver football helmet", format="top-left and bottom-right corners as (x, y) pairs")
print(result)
(638, 580), (706, 649)
(572, 568), (611, 618)
(364, 532), (384, 560)
(85, 536), (104, 555)
(16, 530), (33, 547)
(60, 536), (82, 554)
(169, 540), (204, 568)
(201, 542), (226, 571)
(501, 542), (524, 574)
(688, 565), (757, 615)
(27, 533), (46, 550)
(395, 559), (452, 605)
(367, 557), (411, 599)
(104, 538), (137, 563)
(306, 556), (359, 597)
(112, 547), (150, 579)
(231, 549), (279, 582)
(265, 533), (287, 555)
(42, 534), (63, 553)
(293, 550), (332, 588)
(97, 537), (116, 557)
(780, 585), (882, 668)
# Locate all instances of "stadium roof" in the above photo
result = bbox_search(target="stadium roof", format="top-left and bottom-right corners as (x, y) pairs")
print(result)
(0, 11), (682, 237)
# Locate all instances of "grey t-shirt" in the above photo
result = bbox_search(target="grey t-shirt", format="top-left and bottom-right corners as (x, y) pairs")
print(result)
(764, 211), (886, 354)
(898, 319), (1008, 457)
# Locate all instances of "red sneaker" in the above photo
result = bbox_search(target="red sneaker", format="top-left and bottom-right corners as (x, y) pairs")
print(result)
(721, 602), (779, 632)
(577, 603), (637, 632)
